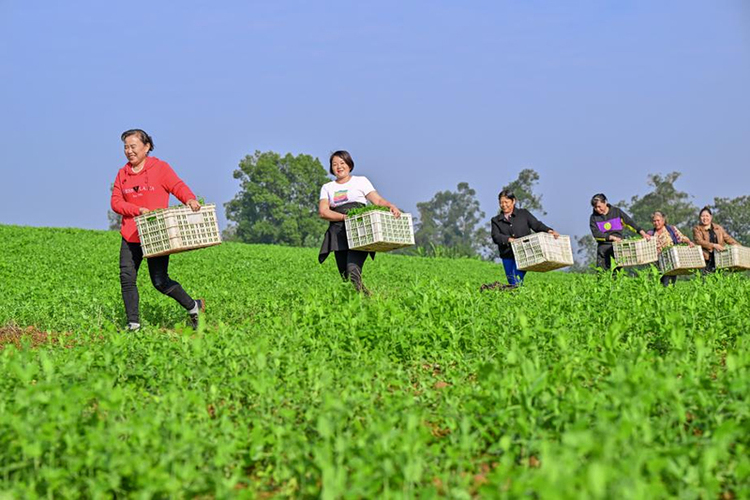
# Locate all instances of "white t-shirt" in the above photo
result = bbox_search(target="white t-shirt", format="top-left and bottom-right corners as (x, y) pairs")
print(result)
(319, 176), (376, 208)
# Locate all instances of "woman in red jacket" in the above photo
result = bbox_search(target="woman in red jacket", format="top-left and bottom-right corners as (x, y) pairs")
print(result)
(111, 129), (204, 330)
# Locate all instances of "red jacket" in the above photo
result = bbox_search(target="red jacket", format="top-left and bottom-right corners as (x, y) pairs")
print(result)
(111, 156), (196, 243)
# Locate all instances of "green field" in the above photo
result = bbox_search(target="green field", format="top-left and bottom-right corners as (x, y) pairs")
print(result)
(1, 224), (748, 498)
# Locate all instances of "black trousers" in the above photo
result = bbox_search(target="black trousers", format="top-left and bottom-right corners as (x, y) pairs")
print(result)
(334, 250), (368, 291)
(596, 243), (616, 271)
(660, 275), (677, 287)
(119, 239), (195, 323)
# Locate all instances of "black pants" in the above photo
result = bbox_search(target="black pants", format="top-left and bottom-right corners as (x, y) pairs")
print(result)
(704, 255), (716, 273)
(334, 250), (368, 291)
(119, 239), (195, 323)
(596, 243), (617, 271)
(660, 275), (677, 287)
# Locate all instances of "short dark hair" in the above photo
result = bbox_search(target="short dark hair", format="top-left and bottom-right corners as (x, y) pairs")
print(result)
(699, 206), (712, 217)
(591, 193), (607, 207)
(329, 150), (354, 175)
(498, 189), (516, 201)
(121, 129), (154, 153)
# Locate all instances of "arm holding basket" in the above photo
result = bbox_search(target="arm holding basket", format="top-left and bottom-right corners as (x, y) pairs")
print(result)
(366, 191), (401, 218)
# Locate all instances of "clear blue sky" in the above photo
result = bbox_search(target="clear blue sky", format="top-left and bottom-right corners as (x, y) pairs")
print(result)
(2, 0), (749, 241)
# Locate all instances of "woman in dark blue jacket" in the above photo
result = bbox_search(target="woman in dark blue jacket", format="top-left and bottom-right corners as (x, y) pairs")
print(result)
(491, 190), (559, 286)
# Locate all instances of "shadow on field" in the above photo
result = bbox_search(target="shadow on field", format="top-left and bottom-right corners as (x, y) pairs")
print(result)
(0, 325), (76, 350)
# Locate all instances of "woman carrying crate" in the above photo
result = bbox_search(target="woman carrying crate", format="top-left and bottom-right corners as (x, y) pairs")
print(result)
(111, 129), (205, 331)
(490, 190), (559, 287)
(318, 150), (401, 293)
(692, 206), (739, 273)
(647, 211), (694, 286)
(589, 193), (651, 272)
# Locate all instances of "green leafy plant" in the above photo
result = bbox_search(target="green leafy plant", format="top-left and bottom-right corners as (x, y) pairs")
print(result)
(346, 205), (391, 217)
(0, 224), (748, 499)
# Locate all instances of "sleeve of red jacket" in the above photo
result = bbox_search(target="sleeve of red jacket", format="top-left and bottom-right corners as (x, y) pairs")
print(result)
(160, 163), (196, 204)
(111, 172), (142, 217)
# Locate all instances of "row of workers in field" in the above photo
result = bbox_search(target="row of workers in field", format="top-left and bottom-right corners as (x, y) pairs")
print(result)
(110, 129), (741, 330)
(319, 154), (740, 291)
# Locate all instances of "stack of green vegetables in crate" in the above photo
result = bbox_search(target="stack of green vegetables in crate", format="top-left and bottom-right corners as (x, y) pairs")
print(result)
(613, 237), (658, 267)
(716, 244), (750, 271)
(510, 232), (574, 272)
(134, 204), (222, 258)
(658, 244), (705, 275)
(344, 205), (414, 252)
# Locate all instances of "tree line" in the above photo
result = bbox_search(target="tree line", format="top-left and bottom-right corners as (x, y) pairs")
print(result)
(108, 150), (750, 270)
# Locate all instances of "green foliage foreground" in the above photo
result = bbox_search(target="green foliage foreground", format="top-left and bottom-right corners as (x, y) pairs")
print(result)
(0, 225), (748, 498)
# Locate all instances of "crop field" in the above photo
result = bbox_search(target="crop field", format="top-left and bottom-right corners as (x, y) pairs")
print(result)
(1, 224), (748, 498)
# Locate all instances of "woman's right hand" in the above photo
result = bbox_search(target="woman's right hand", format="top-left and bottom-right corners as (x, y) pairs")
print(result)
(139, 207), (151, 215)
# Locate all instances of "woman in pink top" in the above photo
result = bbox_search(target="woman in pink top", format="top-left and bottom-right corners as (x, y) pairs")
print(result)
(111, 129), (204, 331)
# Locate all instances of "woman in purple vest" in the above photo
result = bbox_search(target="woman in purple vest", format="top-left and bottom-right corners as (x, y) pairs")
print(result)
(589, 193), (651, 272)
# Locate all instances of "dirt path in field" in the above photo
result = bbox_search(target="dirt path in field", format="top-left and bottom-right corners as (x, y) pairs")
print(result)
(0, 325), (74, 350)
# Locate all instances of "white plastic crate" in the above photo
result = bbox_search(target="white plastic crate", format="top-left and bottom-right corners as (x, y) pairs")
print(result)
(613, 238), (658, 267)
(658, 245), (705, 276)
(345, 210), (414, 252)
(716, 245), (750, 271)
(134, 204), (222, 258)
(510, 233), (574, 272)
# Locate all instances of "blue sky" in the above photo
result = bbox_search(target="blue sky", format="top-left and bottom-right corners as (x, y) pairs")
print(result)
(2, 0), (749, 241)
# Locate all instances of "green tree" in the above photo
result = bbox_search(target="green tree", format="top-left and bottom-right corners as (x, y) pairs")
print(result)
(502, 168), (545, 215)
(712, 195), (750, 245)
(624, 172), (697, 233)
(108, 183), (121, 231)
(569, 234), (597, 273)
(414, 182), (487, 258)
(225, 150), (329, 247)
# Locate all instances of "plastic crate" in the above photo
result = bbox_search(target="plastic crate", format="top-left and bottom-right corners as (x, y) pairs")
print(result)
(345, 210), (415, 252)
(716, 245), (750, 271)
(134, 204), (222, 258)
(613, 238), (658, 267)
(657, 245), (705, 275)
(511, 233), (574, 272)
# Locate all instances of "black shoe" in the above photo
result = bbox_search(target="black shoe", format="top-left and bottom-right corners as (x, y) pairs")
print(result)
(189, 299), (206, 330)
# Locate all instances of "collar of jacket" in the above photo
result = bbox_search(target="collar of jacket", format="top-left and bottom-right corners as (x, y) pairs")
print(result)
(498, 208), (517, 222)
(696, 223), (718, 233)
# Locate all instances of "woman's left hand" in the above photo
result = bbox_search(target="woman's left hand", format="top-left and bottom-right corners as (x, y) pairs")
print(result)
(687, 241), (695, 248)
(390, 206), (402, 218)
(187, 199), (201, 212)
(549, 230), (560, 239)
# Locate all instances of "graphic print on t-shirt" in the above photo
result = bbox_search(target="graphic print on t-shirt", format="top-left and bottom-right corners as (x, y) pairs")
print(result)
(596, 218), (623, 233)
(333, 190), (349, 205)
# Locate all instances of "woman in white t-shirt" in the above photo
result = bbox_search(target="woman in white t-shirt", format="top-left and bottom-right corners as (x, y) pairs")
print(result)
(318, 150), (401, 293)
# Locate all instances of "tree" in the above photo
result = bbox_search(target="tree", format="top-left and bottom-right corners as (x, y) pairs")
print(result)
(569, 234), (597, 273)
(502, 168), (545, 215)
(108, 183), (121, 230)
(225, 150), (330, 247)
(624, 172), (697, 233)
(414, 182), (487, 258)
(712, 195), (750, 245)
